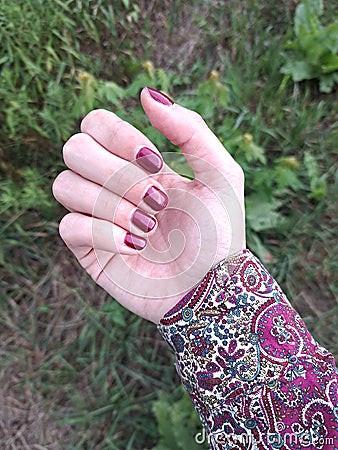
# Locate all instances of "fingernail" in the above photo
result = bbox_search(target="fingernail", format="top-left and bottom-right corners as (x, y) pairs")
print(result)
(144, 186), (168, 211)
(131, 209), (156, 233)
(136, 147), (163, 174)
(146, 87), (174, 106)
(124, 232), (146, 250)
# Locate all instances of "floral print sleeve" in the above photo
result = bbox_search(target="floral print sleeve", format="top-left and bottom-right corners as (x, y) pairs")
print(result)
(157, 249), (338, 450)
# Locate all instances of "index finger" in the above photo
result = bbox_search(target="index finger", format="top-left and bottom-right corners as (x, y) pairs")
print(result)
(81, 109), (164, 175)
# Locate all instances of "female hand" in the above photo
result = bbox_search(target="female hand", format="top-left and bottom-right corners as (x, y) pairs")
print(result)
(52, 87), (245, 323)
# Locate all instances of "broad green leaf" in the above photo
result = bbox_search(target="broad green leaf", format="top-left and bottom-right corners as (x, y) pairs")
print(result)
(295, 0), (323, 36)
(319, 72), (338, 92)
(304, 152), (319, 180)
(124, 72), (152, 97)
(282, 0), (338, 91)
(243, 140), (266, 164)
(216, 82), (230, 108)
(310, 178), (327, 200)
(156, 68), (171, 93)
(246, 196), (284, 232)
(273, 166), (302, 191)
(321, 53), (338, 74)
(320, 22), (338, 54)
(304, 152), (328, 199)
(281, 60), (316, 81)
(152, 398), (178, 449)
(98, 81), (125, 106)
(172, 398), (202, 450)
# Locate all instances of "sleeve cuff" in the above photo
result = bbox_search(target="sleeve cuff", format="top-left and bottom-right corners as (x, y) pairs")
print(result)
(157, 249), (338, 449)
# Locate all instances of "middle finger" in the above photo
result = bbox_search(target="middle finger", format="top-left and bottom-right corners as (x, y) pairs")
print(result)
(63, 133), (169, 213)
(53, 170), (158, 235)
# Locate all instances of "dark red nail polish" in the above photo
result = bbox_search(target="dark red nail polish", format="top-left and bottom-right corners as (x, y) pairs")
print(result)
(124, 232), (146, 250)
(146, 87), (174, 106)
(136, 147), (163, 174)
(131, 209), (156, 233)
(144, 186), (168, 211)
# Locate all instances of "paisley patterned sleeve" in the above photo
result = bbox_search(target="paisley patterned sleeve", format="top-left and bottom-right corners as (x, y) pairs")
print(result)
(157, 249), (338, 450)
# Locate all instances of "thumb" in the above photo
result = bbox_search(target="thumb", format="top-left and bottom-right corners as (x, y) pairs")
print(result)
(140, 87), (242, 187)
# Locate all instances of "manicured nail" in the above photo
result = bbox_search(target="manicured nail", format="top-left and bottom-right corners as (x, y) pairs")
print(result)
(124, 232), (146, 250)
(146, 87), (174, 106)
(144, 186), (168, 211)
(131, 209), (156, 233)
(136, 147), (163, 174)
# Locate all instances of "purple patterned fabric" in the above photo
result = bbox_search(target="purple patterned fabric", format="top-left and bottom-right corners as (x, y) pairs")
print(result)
(158, 250), (338, 449)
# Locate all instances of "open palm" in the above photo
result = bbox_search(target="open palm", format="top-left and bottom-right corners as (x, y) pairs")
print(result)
(53, 88), (245, 323)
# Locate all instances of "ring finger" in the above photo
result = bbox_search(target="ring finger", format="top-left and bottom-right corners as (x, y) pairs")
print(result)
(53, 170), (158, 235)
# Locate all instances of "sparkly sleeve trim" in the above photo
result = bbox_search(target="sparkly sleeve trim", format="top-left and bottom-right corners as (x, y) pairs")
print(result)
(157, 250), (338, 449)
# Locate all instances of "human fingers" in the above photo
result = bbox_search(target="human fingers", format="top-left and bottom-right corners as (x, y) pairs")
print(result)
(59, 212), (147, 254)
(53, 171), (157, 234)
(80, 108), (165, 175)
(140, 87), (244, 189)
(62, 133), (168, 214)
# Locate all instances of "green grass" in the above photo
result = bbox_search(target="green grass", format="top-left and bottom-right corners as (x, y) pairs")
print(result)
(0, 0), (337, 448)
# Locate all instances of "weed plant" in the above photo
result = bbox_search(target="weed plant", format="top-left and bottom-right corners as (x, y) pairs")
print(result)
(0, 0), (337, 448)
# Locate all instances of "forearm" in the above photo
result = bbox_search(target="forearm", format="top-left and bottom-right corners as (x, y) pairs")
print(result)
(158, 250), (338, 449)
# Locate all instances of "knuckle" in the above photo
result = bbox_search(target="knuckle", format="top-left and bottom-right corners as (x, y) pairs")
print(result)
(172, 110), (206, 148)
(62, 133), (89, 164)
(190, 109), (204, 124)
(52, 172), (64, 199)
(52, 170), (73, 200)
(81, 108), (126, 147)
(107, 118), (128, 143)
(81, 108), (108, 130)
(59, 213), (73, 243)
